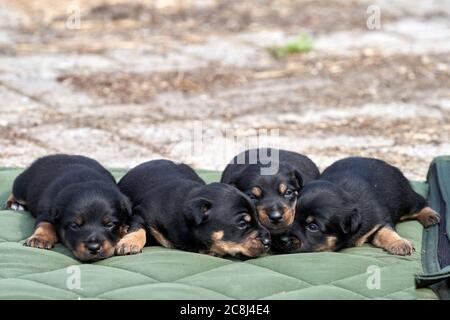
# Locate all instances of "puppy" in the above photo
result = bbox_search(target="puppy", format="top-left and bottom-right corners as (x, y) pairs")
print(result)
(221, 148), (320, 235)
(272, 157), (440, 255)
(6, 155), (131, 262)
(116, 159), (271, 258)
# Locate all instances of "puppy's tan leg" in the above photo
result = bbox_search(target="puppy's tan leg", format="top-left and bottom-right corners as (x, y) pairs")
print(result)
(400, 207), (440, 227)
(25, 222), (57, 249)
(150, 227), (173, 248)
(5, 194), (26, 211)
(354, 226), (381, 247)
(372, 226), (415, 256)
(115, 228), (146, 255)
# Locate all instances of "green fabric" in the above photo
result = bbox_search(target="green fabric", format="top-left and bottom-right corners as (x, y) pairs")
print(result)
(416, 156), (450, 299)
(0, 168), (437, 300)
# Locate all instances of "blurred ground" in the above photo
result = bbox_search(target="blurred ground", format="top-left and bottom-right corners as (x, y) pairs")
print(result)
(0, 0), (449, 179)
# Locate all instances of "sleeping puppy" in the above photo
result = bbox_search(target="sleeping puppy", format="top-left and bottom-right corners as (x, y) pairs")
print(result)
(221, 148), (320, 235)
(6, 155), (131, 262)
(116, 159), (271, 258)
(273, 157), (440, 255)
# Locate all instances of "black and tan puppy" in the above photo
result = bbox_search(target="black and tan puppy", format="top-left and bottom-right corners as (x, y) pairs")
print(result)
(116, 159), (271, 258)
(221, 148), (320, 235)
(6, 155), (131, 262)
(273, 157), (440, 255)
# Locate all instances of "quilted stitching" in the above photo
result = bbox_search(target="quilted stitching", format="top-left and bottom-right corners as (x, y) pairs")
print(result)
(0, 169), (438, 300)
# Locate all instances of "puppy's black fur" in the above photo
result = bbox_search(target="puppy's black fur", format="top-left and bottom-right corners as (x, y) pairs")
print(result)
(7, 155), (131, 262)
(273, 157), (440, 255)
(221, 148), (320, 234)
(117, 159), (271, 258)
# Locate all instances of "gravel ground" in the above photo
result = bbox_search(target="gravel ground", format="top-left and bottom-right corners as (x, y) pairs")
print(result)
(0, 0), (449, 180)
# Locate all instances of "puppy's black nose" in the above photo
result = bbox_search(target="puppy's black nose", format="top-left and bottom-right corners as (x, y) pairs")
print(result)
(86, 242), (101, 254)
(268, 211), (283, 223)
(262, 237), (271, 249)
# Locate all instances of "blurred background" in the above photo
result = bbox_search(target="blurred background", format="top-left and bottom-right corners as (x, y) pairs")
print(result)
(0, 0), (449, 180)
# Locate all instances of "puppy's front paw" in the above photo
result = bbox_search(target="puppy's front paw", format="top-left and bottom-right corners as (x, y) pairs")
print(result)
(115, 229), (146, 256)
(25, 235), (55, 249)
(24, 222), (57, 250)
(386, 238), (415, 256)
(115, 240), (142, 255)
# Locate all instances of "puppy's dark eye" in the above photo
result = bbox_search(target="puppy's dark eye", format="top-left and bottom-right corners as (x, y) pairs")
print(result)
(284, 189), (296, 199)
(69, 222), (80, 231)
(237, 219), (249, 230)
(105, 222), (116, 229)
(306, 223), (319, 232)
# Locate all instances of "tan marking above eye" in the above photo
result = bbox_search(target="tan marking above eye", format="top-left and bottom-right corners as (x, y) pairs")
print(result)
(74, 217), (84, 226)
(244, 214), (251, 222)
(201, 205), (209, 214)
(279, 183), (287, 194)
(305, 216), (314, 224)
(101, 216), (110, 225)
(251, 187), (262, 198)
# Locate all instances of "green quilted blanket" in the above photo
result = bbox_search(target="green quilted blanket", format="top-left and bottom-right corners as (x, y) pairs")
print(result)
(0, 168), (438, 300)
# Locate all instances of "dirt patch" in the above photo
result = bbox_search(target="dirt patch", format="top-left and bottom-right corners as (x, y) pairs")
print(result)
(58, 52), (450, 106)
(82, 0), (376, 35)
(12, 0), (399, 39)
(282, 52), (450, 107)
(224, 52), (450, 116)
(57, 65), (252, 104)
(280, 116), (449, 149)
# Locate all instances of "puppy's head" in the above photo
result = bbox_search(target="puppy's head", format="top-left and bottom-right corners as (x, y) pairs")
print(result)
(184, 183), (271, 258)
(272, 181), (361, 253)
(228, 163), (303, 234)
(52, 182), (131, 262)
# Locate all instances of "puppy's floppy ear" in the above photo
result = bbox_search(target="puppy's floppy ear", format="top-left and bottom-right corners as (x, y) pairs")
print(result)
(119, 195), (133, 217)
(184, 197), (212, 225)
(293, 170), (304, 191)
(224, 172), (240, 188)
(339, 207), (362, 234)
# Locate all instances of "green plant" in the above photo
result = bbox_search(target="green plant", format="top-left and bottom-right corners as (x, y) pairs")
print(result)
(271, 33), (313, 58)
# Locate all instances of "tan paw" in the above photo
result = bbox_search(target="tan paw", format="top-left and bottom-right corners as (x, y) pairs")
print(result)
(386, 238), (415, 256)
(25, 235), (55, 250)
(115, 230), (145, 256)
(418, 209), (440, 228)
(115, 241), (142, 255)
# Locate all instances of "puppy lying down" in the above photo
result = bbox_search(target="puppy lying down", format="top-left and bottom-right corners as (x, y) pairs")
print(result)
(6, 155), (131, 262)
(116, 159), (271, 258)
(273, 157), (440, 255)
(221, 148), (320, 235)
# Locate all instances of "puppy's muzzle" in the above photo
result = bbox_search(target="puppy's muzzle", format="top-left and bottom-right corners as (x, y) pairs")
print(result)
(257, 204), (294, 234)
(268, 210), (283, 224)
(73, 236), (115, 262)
(86, 239), (102, 255)
(279, 235), (302, 252)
